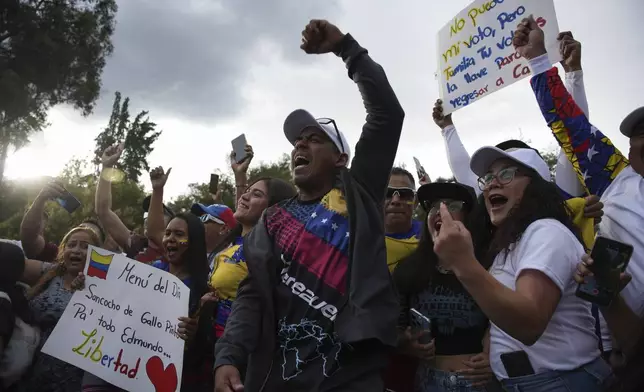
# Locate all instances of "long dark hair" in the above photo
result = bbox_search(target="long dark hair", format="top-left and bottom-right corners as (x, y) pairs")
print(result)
(469, 169), (584, 266)
(173, 212), (209, 313)
(393, 208), (493, 295)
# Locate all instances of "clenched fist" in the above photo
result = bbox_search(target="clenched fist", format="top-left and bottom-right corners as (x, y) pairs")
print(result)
(300, 19), (345, 54)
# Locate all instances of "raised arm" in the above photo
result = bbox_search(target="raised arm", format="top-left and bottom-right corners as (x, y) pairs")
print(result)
(554, 32), (588, 197)
(230, 145), (253, 206)
(433, 100), (480, 193)
(95, 145), (132, 251)
(147, 167), (171, 248)
(336, 32), (405, 201)
(19, 181), (65, 258)
(514, 18), (629, 196)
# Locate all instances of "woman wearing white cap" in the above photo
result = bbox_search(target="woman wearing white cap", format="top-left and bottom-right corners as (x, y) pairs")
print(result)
(430, 145), (612, 391)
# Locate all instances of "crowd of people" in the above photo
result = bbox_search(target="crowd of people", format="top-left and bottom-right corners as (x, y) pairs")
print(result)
(0, 16), (643, 392)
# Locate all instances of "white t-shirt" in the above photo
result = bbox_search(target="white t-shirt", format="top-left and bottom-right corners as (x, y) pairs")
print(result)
(489, 219), (600, 379)
(597, 166), (644, 349)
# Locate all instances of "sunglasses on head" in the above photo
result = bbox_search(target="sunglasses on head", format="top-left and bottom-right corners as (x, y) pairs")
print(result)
(423, 199), (466, 215)
(386, 187), (416, 201)
(317, 117), (345, 154)
(200, 214), (224, 225)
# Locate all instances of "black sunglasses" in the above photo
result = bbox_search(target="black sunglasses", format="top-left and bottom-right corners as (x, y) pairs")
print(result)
(317, 117), (345, 154)
(386, 187), (416, 200)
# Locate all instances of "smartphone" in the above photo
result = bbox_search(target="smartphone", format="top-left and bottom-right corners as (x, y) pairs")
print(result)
(231, 134), (248, 164)
(56, 189), (81, 213)
(209, 173), (219, 194)
(500, 350), (535, 378)
(410, 308), (432, 344)
(576, 236), (633, 306)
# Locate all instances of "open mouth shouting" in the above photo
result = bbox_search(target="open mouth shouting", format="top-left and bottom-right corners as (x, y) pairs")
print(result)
(487, 193), (509, 212)
(165, 244), (179, 260)
(292, 153), (311, 174)
(68, 254), (84, 267)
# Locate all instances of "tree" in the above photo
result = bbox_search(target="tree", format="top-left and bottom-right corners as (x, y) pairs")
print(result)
(169, 155), (294, 212)
(0, 156), (146, 244)
(0, 0), (118, 186)
(93, 92), (161, 183)
(540, 149), (558, 180)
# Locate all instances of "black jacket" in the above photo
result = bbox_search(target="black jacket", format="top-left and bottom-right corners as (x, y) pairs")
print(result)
(214, 33), (405, 391)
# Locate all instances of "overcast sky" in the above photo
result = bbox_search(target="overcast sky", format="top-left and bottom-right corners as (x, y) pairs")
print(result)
(6, 0), (641, 199)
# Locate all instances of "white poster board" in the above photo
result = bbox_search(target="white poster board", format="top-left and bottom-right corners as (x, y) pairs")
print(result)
(437, 0), (561, 114)
(42, 246), (189, 392)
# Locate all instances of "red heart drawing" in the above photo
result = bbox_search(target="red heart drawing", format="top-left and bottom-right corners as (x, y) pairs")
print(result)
(145, 356), (178, 392)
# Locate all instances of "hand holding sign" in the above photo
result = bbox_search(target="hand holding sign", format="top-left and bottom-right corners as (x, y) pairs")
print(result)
(433, 203), (476, 274)
(512, 15), (547, 60)
(432, 99), (454, 130)
(558, 31), (581, 72)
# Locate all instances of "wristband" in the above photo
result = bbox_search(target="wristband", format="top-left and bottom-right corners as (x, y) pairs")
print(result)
(527, 53), (551, 76)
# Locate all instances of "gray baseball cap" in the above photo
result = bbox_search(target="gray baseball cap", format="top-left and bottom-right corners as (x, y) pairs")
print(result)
(620, 107), (644, 137)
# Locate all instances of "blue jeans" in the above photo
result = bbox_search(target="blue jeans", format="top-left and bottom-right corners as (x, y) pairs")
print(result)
(500, 357), (613, 392)
(415, 367), (502, 392)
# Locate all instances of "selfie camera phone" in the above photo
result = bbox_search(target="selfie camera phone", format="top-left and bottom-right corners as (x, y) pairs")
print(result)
(209, 173), (219, 194)
(500, 350), (535, 378)
(410, 307), (432, 344)
(231, 134), (248, 164)
(576, 236), (633, 307)
(56, 190), (82, 213)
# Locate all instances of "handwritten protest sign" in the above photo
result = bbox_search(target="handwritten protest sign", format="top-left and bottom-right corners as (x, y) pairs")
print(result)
(437, 0), (561, 114)
(42, 246), (189, 392)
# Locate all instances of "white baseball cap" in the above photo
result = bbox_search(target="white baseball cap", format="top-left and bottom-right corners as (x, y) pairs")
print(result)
(283, 109), (351, 165)
(470, 146), (551, 182)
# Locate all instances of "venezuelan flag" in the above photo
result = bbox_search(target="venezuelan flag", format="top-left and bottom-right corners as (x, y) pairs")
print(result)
(87, 250), (114, 280)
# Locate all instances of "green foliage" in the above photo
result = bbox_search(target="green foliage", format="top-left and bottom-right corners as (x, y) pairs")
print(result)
(0, 0), (118, 185)
(0, 157), (146, 243)
(169, 154), (293, 212)
(93, 92), (162, 183)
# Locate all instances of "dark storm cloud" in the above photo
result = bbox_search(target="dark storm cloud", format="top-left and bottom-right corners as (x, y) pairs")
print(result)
(97, 0), (340, 121)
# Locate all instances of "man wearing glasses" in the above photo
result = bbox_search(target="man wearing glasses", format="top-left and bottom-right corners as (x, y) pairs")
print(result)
(215, 19), (404, 392)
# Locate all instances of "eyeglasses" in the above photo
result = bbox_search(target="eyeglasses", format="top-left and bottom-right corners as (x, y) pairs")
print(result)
(200, 214), (224, 225)
(424, 200), (465, 216)
(317, 117), (345, 154)
(477, 167), (520, 190)
(386, 187), (416, 201)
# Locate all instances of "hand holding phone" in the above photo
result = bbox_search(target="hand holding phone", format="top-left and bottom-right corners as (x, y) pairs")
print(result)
(56, 190), (82, 214)
(231, 134), (249, 164)
(576, 236), (633, 306)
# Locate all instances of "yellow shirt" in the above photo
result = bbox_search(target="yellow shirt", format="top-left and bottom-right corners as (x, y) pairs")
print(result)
(386, 220), (422, 273)
(565, 197), (595, 250)
(208, 236), (247, 337)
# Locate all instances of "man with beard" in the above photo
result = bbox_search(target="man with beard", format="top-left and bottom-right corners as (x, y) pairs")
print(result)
(215, 19), (404, 392)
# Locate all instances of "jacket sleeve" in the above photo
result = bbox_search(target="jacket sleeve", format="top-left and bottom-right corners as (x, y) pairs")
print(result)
(530, 67), (629, 197)
(213, 222), (268, 370)
(339, 34), (405, 202)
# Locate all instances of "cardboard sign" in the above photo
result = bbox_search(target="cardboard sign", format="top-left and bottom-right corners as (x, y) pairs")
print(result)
(437, 0), (561, 114)
(41, 246), (189, 392)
